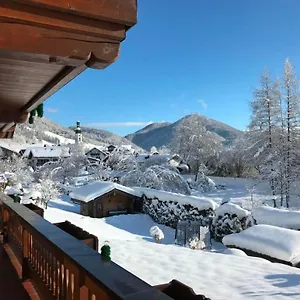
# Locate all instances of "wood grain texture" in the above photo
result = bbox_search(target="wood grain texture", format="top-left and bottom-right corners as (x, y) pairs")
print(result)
(0, 0), (136, 136)
(16, 0), (137, 26)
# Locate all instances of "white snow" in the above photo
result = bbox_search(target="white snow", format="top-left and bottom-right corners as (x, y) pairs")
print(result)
(134, 187), (218, 211)
(69, 181), (139, 202)
(44, 131), (75, 145)
(43, 197), (300, 300)
(23, 146), (70, 158)
(223, 224), (300, 265)
(253, 206), (300, 229)
(216, 248), (248, 257)
(215, 202), (250, 218)
(5, 186), (22, 195)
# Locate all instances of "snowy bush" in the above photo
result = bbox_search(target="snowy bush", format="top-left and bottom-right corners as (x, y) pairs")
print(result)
(150, 226), (164, 243)
(188, 236), (205, 250)
(191, 171), (216, 192)
(33, 179), (60, 208)
(212, 203), (251, 242)
(121, 165), (191, 195)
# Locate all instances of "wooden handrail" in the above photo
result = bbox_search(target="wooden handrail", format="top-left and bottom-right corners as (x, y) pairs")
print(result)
(0, 193), (171, 300)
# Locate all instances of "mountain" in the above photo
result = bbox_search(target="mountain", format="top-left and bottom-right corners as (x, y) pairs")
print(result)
(125, 114), (243, 151)
(11, 118), (140, 150)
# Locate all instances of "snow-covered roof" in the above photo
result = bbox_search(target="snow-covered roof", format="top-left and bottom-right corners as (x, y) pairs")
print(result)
(134, 187), (218, 211)
(223, 224), (300, 265)
(5, 186), (23, 195)
(70, 181), (140, 202)
(135, 154), (170, 163)
(216, 203), (250, 218)
(252, 206), (300, 229)
(107, 171), (128, 178)
(23, 146), (70, 158)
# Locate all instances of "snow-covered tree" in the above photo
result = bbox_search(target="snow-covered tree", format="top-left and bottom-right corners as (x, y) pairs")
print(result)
(121, 165), (191, 195)
(171, 118), (222, 174)
(0, 154), (33, 186)
(150, 146), (158, 154)
(282, 59), (300, 207)
(34, 179), (60, 208)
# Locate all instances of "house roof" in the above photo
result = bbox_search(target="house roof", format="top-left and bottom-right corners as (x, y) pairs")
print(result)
(0, 1), (137, 138)
(70, 181), (139, 203)
(23, 146), (70, 158)
(85, 147), (107, 156)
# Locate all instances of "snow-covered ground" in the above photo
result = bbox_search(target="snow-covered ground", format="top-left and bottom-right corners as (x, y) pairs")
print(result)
(43, 195), (300, 300)
(185, 176), (300, 209)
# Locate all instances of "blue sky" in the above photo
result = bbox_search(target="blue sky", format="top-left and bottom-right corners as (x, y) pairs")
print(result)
(45, 0), (300, 136)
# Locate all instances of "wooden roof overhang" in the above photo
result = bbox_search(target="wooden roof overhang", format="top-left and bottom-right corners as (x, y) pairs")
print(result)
(0, 0), (137, 138)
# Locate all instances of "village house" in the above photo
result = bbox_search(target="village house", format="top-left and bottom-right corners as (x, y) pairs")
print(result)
(85, 147), (108, 162)
(107, 144), (117, 153)
(23, 145), (70, 170)
(70, 181), (140, 218)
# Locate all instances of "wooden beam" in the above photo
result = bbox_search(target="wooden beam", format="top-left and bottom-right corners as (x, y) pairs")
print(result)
(0, 23), (121, 69)
(0, 2), (126, 41)
(15, 0), (137, 27)
(0, 111), (28, 124)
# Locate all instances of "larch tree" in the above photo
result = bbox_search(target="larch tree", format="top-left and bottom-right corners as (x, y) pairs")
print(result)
(248, 69), (282, 206)
(282, 58), (300, 207)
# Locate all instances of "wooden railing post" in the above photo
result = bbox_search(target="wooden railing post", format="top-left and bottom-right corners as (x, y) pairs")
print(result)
(2, 208), (9, 243)
(22, 228), (30, 281)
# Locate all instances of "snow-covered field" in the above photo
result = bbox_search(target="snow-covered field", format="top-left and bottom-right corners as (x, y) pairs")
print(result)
(43, 195), (300, 300)
(185, 176), (300, 209)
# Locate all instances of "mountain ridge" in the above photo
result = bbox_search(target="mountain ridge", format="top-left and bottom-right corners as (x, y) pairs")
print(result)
(125, 114), (243, 151)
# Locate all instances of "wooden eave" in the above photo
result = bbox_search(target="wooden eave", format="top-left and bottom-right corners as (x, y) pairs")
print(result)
(0, 0), (137, 138)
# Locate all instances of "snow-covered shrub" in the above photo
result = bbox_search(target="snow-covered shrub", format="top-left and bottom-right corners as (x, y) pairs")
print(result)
(121, 165), (191, 195)
(150, 226), (164, 243)
(212, 203), (251, 242)
(188, 236), (205, 250)
(33, 179), (60, 208)
(192, 172), (216, 192)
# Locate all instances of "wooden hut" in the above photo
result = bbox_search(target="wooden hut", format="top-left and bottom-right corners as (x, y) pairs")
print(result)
(70, 181), (140, 218)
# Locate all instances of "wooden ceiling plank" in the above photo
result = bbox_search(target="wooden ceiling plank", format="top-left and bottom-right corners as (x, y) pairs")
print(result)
(21, 64), (87, 113)
(0, 49), (84, 67)
(15, 0), (137, 27)
(0, 2), (126, 41)
(0, 23), (120, 69)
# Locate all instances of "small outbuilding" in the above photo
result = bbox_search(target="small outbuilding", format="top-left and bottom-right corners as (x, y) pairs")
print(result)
(70, 181), (140, 218)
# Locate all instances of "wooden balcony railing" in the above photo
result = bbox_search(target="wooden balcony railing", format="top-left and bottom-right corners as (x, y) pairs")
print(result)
(0, 193), (171, 300)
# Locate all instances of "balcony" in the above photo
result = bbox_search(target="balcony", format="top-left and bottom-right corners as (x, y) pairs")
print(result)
(0, 193), (172, 299)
